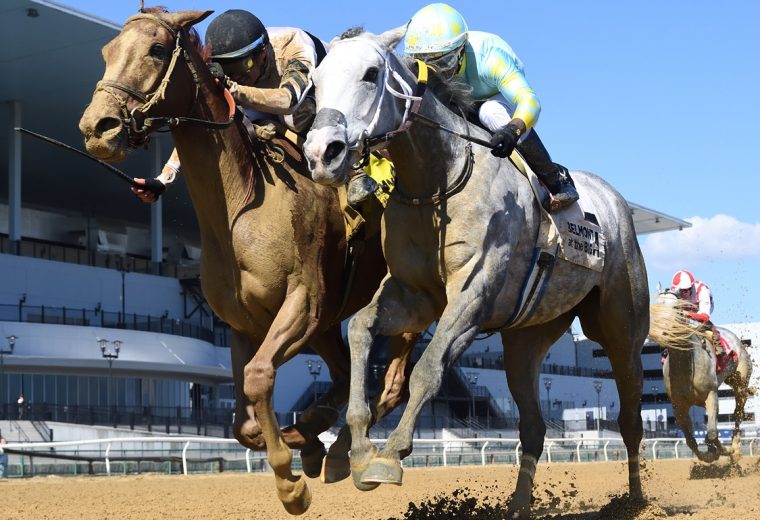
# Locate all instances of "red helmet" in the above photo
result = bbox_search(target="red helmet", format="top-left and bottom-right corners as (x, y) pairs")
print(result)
(671, 270), (695, 291)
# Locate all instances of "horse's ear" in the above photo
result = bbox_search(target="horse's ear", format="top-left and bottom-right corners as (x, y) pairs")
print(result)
(377, 23), (408, 52)
(166, 10), (214, 30)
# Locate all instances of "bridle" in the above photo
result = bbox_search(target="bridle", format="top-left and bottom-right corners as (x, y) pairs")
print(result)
(328, 36), (475, 206)
(94, 13), (236, 148)
(328, 37), (429, 170)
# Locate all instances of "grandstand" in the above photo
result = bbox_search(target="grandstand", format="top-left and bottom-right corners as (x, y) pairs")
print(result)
(3, 0), (756, 458)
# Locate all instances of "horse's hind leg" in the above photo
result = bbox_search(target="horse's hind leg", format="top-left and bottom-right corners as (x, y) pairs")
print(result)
(725, 353), (752, 460)
(281, 325), (350, 478)
(704, 389), (723, 457)
(578, 296), (646, 501)
(500, 315), (574, 519)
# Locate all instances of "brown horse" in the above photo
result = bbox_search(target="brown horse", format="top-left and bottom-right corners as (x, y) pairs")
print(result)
(78, 10), (413, 515)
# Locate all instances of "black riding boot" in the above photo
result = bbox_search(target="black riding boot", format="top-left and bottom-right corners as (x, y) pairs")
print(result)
(516, 130), (579, 212)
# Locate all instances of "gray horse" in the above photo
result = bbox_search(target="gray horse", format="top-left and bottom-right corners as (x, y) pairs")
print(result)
(652, 292), (752, 462)
(304, 27), (649, 517)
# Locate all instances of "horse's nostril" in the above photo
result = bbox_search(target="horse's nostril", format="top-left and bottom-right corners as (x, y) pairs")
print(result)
(323, 141), (346, 164)
(94, 117), (121, 137)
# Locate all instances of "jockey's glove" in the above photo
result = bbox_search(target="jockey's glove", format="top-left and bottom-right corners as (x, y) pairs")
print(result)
(207, 62), (230, 88)
(490, 120), (525, 158)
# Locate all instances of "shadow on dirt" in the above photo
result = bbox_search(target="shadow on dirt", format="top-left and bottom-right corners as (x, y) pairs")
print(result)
(689, 461), (744, 480)
(387, 490), (690, 519)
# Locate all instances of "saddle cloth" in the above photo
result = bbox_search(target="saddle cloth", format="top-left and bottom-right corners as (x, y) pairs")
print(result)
(716, 336), (739, 374)
(502, 153), (605, 328)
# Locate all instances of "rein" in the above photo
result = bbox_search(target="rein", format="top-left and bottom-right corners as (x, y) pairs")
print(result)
(94, 13), (236, 147)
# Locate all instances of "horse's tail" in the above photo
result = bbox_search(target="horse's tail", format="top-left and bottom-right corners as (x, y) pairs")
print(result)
(649, 298), (711, 350)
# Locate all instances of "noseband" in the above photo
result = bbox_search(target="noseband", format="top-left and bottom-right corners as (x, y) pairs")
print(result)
(94, 13), (235, 148)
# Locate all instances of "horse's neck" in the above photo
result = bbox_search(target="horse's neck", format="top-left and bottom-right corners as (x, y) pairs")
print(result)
(388, 96), (468, 197)
(171, 82), (253, 240)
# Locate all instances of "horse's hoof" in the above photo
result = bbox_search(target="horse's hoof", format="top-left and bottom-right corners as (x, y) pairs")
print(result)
(360, 457), (403, 485)
(506, 504), (531, 519)
(279, 476), (312, 515)
(300, 444), (326, 479)
(352, 467), (381, 491)
(320, 454), (351, 484)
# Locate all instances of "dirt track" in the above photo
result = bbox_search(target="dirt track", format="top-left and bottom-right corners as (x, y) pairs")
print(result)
(2, 457), (760, 519)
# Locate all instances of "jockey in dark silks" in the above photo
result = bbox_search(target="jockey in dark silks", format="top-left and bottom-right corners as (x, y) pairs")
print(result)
(132, 9), (324, 202)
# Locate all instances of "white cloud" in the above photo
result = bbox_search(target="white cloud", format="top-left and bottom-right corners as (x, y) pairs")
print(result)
(640, 214), (760, 269)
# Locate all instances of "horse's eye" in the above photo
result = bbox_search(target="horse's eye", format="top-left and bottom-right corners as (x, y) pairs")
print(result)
(362, 67), (379, 83)
(149, 43), (165, 60)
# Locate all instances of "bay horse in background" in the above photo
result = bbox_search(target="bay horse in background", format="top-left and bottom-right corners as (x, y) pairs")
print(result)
(651, 291), (752, 463)
(304, 26), (649, 518)
(78, 10), (415, 515)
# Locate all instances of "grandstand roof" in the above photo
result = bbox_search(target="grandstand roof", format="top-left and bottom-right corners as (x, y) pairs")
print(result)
(0, 0), (691, 238)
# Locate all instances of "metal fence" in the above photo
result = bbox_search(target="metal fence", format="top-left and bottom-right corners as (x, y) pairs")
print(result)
(2, 436), (758, 479)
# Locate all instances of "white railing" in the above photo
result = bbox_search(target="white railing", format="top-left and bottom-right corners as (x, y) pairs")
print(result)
(2, 436), (757, 477)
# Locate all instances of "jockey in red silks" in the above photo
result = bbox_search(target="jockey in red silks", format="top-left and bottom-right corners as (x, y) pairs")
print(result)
(671, 270), (725, 360)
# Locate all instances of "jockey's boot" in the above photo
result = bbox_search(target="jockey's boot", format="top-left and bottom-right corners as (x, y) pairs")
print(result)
(347, 172), (379, 208)
(517, 130), (579, 212)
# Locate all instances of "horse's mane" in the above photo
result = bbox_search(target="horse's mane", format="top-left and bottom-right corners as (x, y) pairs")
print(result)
(337, 27), (473, 112)
(649, 297), (711, 350)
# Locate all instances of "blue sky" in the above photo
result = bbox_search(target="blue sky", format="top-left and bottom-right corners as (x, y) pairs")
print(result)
(60, 1), (760, 325)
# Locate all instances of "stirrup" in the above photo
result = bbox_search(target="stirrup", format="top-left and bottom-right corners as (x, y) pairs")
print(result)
(347, 173), (379, 207)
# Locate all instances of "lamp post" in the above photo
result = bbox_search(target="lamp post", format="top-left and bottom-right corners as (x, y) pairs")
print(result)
(1, 335), (16, 407)
(466, 372), (479, 421)
(593, 380), (603, 433)
(99, 339), (122, 413)
(651, 385), (658, 432)
(306, 359), (322, 403)
(543, 377), (552, 420)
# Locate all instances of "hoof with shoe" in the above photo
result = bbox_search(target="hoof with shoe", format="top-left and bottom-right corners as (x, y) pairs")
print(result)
(360, 457), (403, 485)
(320, 454), (351, 484)
(300, 444), (326, 479)
(351, 467), (381, 491)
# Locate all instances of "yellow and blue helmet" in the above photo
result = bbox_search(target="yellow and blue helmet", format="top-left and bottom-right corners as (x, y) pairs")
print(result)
(404, 3), (468, 57)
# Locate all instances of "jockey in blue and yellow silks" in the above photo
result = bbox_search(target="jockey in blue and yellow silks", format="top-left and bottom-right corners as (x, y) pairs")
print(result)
(404, 3), (579, 212)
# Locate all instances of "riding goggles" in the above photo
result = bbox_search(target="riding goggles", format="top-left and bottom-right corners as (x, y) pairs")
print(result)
(416, 47), (464, 74)
(212, 34), (268, 76)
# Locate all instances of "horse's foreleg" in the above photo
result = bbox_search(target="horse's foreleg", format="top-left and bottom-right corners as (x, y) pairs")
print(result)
(373, 332), (416, 418)
(346, 276), (433, 490)
(363, 289), (485, 486)
(230, 330), (266, 450)
(245, 285), (317, 515)
(282, 325), (348, 478)
(322, 332), (417, 485)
